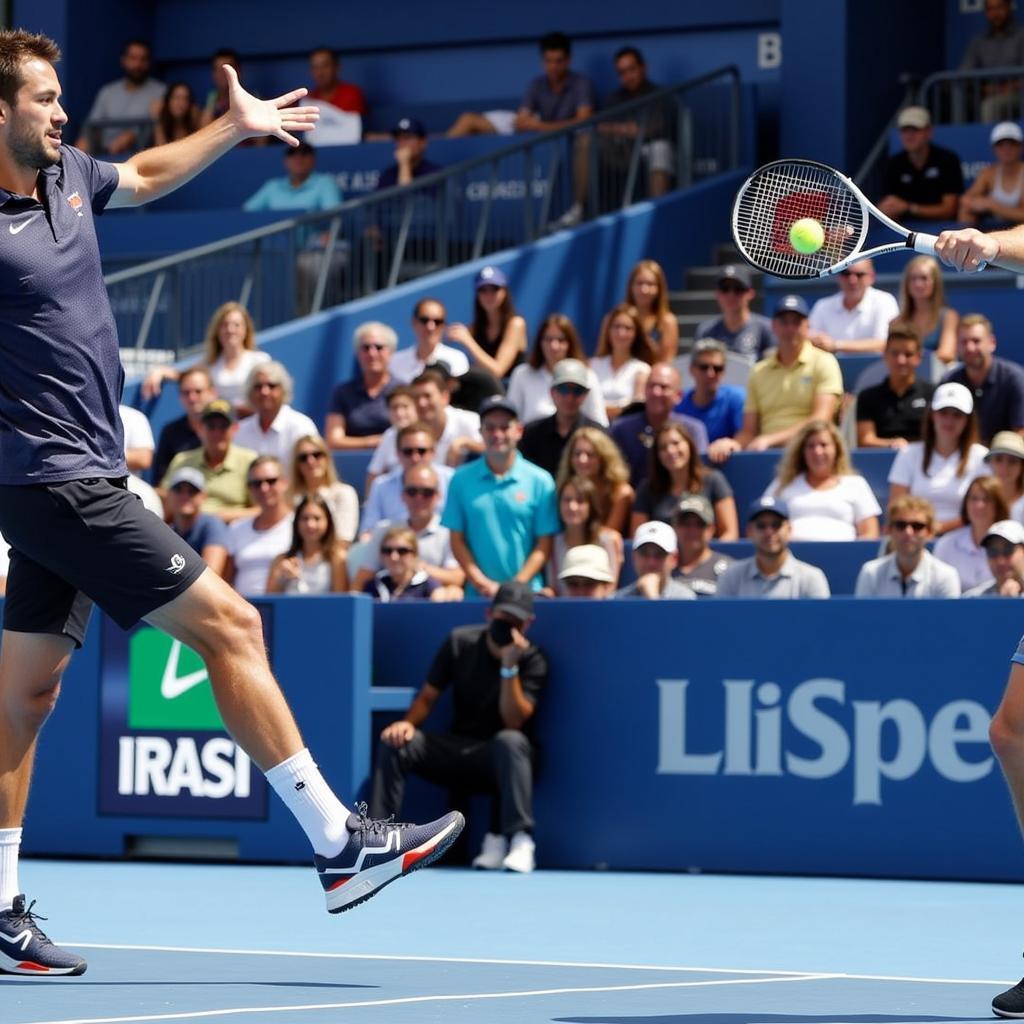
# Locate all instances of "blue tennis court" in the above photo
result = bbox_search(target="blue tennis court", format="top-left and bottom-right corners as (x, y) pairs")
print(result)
(2, 859), (1015, 1024)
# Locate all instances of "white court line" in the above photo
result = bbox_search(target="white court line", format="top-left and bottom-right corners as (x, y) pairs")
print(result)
(16, 973), (827, 1024)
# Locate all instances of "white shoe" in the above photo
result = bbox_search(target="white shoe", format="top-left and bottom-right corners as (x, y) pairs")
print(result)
(554, 203), (582, 229)
(472, 832), (509, 870)
(502, 831), (535, 873)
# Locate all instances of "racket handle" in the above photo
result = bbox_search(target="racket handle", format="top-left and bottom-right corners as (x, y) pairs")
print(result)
(906, 232), (938, 256)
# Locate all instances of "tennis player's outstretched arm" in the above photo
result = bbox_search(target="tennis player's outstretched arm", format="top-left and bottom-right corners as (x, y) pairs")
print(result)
(935, 225), (1024, 274)
(108, 65), (319, 209)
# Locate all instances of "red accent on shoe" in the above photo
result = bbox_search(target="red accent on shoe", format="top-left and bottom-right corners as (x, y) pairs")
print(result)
(17, 962), (50, 972)
(403, 844), (435, 872)
(327, 876), (352, 892)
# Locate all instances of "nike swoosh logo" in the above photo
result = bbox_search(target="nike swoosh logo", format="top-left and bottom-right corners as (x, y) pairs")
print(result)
(160, 639), (209, 700)
(8, 216), (39, 235)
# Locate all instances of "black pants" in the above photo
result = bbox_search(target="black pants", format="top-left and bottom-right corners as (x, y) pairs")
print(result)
(370, 729), (535, 835)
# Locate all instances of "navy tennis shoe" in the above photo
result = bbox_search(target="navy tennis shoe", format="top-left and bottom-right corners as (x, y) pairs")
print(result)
(994, 973), (1024, 1018)
(315, 803), (464, 913)
(0, 895), (86, 976)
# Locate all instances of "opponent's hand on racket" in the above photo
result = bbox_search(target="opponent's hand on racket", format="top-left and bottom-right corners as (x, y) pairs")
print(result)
(223, 64), (319, 147)
(934, 228), (999, 274)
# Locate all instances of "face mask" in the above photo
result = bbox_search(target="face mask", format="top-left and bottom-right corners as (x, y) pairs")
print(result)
(488, 619), (515, 646)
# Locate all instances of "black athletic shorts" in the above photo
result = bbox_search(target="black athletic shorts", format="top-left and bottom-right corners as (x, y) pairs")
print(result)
(0, 477), (206, 646)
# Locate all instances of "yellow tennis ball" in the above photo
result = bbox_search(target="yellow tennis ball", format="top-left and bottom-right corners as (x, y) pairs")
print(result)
(789, 218), (825, 254)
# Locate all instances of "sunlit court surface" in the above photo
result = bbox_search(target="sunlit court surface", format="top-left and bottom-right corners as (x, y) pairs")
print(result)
(3, 859), (1018, 1024)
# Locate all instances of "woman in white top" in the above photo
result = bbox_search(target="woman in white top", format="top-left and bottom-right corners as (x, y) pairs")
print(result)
(933, 475), (1008, 591)
(141, 301), (270, 414)
(985, 431), (1024, 523)
(888, 382), (989, 535)
(224, 456), (294, 596)
(959, 121), (1024, 229)
(589, 303), (656, 419)
(765, 420), (881, 540)
(547, 475), (623, 594)
(505, 314), (608, 426)
(266, 494), (348, 595)
(288, 434), (359, 546)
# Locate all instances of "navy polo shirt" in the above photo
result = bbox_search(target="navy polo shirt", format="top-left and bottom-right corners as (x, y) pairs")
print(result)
(942, 357), (1024, 445)
(328, 376), (392, 437)
(0, 145), (124, 483)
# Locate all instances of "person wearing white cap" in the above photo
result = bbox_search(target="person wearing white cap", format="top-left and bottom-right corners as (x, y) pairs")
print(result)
(613, 521), (695, 599)
(557, 544), (615, 599)
(986, 430), (1024, 521)
(964, 519), (1024, 596)
(960, 122), (1024, 228)
(887, 382), (989, 534)
(878, 106), (963, 223)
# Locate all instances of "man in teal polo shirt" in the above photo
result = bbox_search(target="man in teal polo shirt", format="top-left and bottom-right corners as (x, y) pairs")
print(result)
(443, 395), (559, 597)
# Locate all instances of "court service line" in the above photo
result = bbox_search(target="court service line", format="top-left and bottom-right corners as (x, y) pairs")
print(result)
(20, 973), (828, 1024)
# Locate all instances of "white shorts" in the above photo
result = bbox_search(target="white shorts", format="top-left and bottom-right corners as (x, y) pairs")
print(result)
(643, 139), (675, 176)
(483, 110), (517, 136)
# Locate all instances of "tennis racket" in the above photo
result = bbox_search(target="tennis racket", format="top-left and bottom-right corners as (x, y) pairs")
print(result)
(730, 158), (982, 279)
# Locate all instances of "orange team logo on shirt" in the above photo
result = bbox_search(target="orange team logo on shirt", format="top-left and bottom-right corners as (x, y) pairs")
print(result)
(66, 192), (84, 217)
(515, 490), (526, 503)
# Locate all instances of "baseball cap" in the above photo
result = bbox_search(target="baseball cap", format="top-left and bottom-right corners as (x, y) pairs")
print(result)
(477, 394), (519, 420)
(992, 121), (1024, 145)
(716, 264), (752, 289)
(551, 358), (590, 390)
(931, 382), (974, 416)
(167, 466), (206, 492)
(200, 398), (236, 424)
(747, 495), (790, 523)
(392, 117), (426, 137)
(673, 494), (714, 526)
(492, 580), (534, 620)
(773, 294), (809, 318)
(474, 265), (508, 290)
(897, 106), (931, 130)
(633, 520), (678, 554)
(983, 519), (1024, 547)
(987, 431), (1024, 462)
(558, 544), (614, 583)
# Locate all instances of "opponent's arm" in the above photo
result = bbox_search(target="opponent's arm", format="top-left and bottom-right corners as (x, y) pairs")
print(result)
(108, 66), (319, 209)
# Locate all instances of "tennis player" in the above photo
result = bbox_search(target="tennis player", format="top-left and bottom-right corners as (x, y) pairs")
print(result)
(0, 30), (462, 977)
(937, 224), (1024, 1017)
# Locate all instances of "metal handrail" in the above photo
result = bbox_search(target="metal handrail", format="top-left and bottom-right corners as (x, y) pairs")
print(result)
(920, 65), (1024, 124)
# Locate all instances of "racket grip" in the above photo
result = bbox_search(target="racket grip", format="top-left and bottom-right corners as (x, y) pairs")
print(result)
(906, 232), (938, 256)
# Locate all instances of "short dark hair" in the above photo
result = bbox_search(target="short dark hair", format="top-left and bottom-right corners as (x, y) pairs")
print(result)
(614, 46), (645, 65)
(122, 39), (152, 56)
(0, 29), (60, 106)
(310, 46), (337, 63)
(412, 368), (449, 392)
(886, 319), (921, 349)
(540, 31), (571, 56)
(212, 47), (240, 64)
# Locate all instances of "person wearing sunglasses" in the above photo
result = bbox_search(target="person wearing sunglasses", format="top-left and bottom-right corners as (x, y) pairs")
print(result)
(695, 264), (773, 361)
(389, 297), (470, 385)
(234, 362), (318, 476)
(855, 495), (960, 597)
(807, 258), (900, 355)
(965, 519), (1024, 597)
(324, 321), (397, 451)
(361, 526), (442, 602)
(288, 435), (358, 548)
(677, 338), (746, 464)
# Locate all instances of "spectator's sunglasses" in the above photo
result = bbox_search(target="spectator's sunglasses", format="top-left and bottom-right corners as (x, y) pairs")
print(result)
(400, 446), (431, 457)
(717, 282), (747, 294)
(890, 519), (928, 533)
(359, 342), (387, 352)
(403, 486), (437, 498)
(381, 545), (415, 556)
(248, 476), (280, 488)
(417, 315), (445, 326)
(297, 451), (326, 463)
(553, 384), (588, 397)
(693, 362), (725, 375)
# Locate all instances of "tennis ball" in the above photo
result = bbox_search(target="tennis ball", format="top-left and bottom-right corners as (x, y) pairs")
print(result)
(789, 218), (825, 255)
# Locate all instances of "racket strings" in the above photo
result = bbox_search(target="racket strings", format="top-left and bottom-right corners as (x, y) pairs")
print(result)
(733, 162), (866, 278)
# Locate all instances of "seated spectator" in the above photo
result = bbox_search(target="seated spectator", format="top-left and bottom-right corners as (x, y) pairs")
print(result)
(598, 46), (673, 199)
(143, 302), (270, 414)
(854, 495), (961, 597)
(445, 266), (527, 380)
(986, 430), (1024, 520)
(119, 404), (154, 476)
(370, 582), (547, 873)
(377, 118), (441, 189)
(877, 107), (963, 223)
(610, 363), (708, 485)
(506, 314), (607, 426)
(888, 383), (989, 535)
(933, 475), (1008, 591)
(520, 359), (606, 477)
(153, 367), (217, 484)
(152, 82), (201, 146)
(548, 475), (623, 593)
(896, 255), (958, 364)
(324, 322), (396, 450)
(361, 422), (454, 536)
(725, 296), (842, 456)
(161, 399), (257, 523)
(556, 544), (615, 598)
(966, 519), (1024, 596)
(75, 39), (164, 154)
(353, 463), (464, 593)
(390, 298), (470, 384)
(808, 260), (900, 354)
(164, 466), (229, 577)
(695, 264), (773, 361)
(442, 395), (559, 597)
(306, 46), (365, 144)
(243, 141), (341, 214)
(716, 497), (831, 598)
(613, 521), (696, 599)
(266, 495), (347, 594)
(631, 422), (737, 538)
(856, 321), (935, 449)
(678, 339), (746, 462)
(765, 420), (881, 541)
(362, 526), (447, 602)
(618, 259), (679, 362)
(224, 456), (294, 596)
(590, 304), (656, 419)
(200, 48), (239, 128)
(959, 0), (1024, 123)
(234, 363), (319, 473)
(941, 313), (1024, 444)
(289, 435), (358, 547)
(960, 122), (1024, 228)
(671, 495), (734, 598)
(557, 425), (635, 535)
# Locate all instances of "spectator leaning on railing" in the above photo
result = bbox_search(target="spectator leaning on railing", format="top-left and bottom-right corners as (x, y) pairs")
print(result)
(959, 0), (1024, 123)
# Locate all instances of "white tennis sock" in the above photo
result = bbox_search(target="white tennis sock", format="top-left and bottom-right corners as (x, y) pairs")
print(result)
(265, 749), (351, 858)
(0, 828), (22, 913)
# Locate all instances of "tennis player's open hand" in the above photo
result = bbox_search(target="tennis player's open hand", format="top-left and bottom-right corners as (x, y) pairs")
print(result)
(934, 228), (998, 274)
(224, 65), (319, 146)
